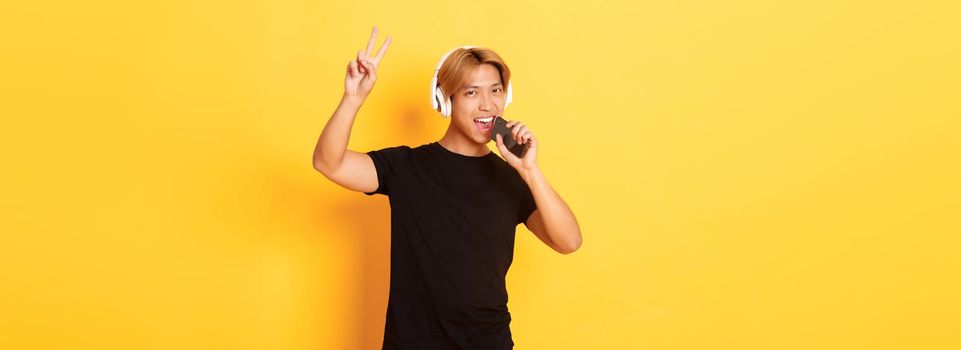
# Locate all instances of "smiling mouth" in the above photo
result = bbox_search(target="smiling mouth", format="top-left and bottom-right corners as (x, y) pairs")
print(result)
(473, 115), (495, 132)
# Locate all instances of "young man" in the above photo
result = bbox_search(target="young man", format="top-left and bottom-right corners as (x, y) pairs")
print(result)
(312, 26), (582, 349)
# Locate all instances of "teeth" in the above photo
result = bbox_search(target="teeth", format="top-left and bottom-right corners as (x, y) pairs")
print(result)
(474, 116), (494, 123)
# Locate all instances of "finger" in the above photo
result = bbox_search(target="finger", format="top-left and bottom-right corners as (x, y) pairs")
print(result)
(517, 129), (531, 143)
(526, 136), (537, 151)
(518, 126), (531, 144)
(511, 123), (525, 139)
(366, 26), (378, 56)
(357, 50), (367, 64)
(358, 58), (374, 72)
(348, 60), (358, 78)
(361, 57), (377, 70)
(356, 51), (367, 73)
(358, 59), (376, 79)
(374, 35), (392, 63)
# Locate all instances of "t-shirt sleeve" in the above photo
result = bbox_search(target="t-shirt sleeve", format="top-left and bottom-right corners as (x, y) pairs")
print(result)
(517, 181), (538, 225)
(364, 145), (411, 196)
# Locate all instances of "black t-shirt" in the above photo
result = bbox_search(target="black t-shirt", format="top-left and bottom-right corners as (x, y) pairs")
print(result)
(364, 141), (537, 350)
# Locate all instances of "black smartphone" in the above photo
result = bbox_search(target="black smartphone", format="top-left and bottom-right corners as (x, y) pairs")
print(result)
(489, 116), (529, 158)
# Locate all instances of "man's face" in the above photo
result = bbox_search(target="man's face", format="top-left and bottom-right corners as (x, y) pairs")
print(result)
(449, 63), (506, 144)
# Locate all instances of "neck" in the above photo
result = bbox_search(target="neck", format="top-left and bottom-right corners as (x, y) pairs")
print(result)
(438, 123), (490, 157)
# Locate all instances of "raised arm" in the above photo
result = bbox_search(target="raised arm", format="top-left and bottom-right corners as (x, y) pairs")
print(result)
(495, 121), (583, 254)
(312, 26), (392, 193)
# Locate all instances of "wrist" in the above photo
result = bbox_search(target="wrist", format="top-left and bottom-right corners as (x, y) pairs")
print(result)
(519, 165), (542, 182)
(342, 93), (366, 107)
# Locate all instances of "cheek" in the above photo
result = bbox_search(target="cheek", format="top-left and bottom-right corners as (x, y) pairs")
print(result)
(451, 99), (472, 118)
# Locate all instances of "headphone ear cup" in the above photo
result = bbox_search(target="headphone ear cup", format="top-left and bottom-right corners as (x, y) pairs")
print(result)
(434, 86), (445, 116)
(431, 79), (439, 111)
(444, 96), (452, 117)
(504, 82), (513, 109)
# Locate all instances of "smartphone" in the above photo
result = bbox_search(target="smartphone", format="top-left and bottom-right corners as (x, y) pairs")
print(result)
(489, 116), (529, 158)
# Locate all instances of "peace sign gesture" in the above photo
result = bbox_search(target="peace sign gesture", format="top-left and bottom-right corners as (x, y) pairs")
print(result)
(345, 26), (392, 101)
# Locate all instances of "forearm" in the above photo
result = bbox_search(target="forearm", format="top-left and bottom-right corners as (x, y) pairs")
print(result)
(313, 94), (364, 171)
(520, 166), (582, 252)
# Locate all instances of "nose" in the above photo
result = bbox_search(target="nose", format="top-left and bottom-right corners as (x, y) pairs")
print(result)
(479, 92), (494, 112)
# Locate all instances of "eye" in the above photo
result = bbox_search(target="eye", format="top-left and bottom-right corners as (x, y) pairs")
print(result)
(465, 90), (477, 96)
(493, 87), (503, 93)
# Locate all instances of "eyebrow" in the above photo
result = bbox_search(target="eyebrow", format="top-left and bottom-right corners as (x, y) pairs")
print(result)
(462, 83), (503, 89)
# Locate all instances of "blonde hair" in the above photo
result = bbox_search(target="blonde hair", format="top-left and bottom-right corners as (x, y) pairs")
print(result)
(436, 47), (511, 103)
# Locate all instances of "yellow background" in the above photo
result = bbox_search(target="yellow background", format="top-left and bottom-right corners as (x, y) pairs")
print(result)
(2, 0), (959, 349)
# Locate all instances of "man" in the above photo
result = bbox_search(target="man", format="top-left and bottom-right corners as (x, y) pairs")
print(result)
(312, 26), (582, 349)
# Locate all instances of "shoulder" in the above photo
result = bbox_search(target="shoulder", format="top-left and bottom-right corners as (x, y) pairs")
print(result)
(368, 144), (412, 154)
(365, 145), (415, 174)
(367, 144), (413, 160)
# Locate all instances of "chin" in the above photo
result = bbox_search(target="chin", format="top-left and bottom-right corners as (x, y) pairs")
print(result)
(462, 131), (485, 145)
(471, 134), (489, 145)
(455, 122), (484, 144)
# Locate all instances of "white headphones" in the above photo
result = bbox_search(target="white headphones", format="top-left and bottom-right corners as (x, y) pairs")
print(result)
(430, 46), (513, 118)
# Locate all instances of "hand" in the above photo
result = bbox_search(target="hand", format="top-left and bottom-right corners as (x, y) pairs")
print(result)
(344, 26), (392, 101)
(494, 120), (538, 172)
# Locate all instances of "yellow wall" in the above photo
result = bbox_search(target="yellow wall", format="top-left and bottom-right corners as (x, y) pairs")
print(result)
(2, 0), (959, 348)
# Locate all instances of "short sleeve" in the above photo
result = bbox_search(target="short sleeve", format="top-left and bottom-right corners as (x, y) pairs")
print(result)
(364, 145), (411, 196)
(517, 182), (537, 225)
